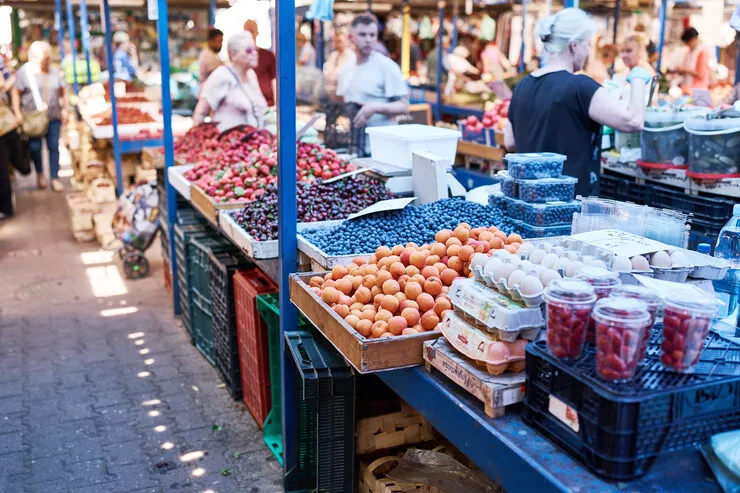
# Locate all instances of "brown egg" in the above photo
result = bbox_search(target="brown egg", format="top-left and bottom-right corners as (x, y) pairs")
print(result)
(380, 295), (400, 313)
(388, 316), (408, 336)
(333, 305), (350, 318)
(356, 319), (373, 337)
(404, 282), (423, 300)
(401, 308), (421, 326)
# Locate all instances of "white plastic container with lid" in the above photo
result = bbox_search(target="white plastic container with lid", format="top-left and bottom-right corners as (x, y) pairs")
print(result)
(365, 124), (461, 169)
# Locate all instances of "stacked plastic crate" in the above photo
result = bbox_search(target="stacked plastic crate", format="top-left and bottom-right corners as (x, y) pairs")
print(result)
(496, 153), (580, 238)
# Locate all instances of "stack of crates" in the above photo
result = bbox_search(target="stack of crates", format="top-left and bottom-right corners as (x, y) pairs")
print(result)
(284, 330), (355, 493)
(173, 222), (211, 336)
(233, 271), (278, 422)
(209, 251), (253, 400)
(188, 235), (238, 364)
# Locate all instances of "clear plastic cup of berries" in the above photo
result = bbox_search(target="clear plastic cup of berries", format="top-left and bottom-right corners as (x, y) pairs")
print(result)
(660, 294), (717, 373)
(592, 296), (652, 382)
(544, 279), (597, 361)
(612, 285), (664, 361)
(576, 266), (622, 343)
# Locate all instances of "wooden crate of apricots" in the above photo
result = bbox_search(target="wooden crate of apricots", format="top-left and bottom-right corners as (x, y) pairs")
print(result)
(289, 223), (523, 372)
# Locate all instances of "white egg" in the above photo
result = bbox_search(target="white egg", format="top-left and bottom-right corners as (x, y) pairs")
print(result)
(567, 250), (582, 262)
(553, 246), (566, 257)
(507, 269), (527, 288)
(611, 255), (632, 272)
(540, 269), (562, 288)
(565, 261), (584, 278)
(493, 249), (510, 259)
(519, 260), (534, 272)
(483, 258), (502, 278)
(538, 243), (553, 253)
(529, 249), (547, 265)
(650, 250), (672, 269)
(507, 254), (521, 266)
(553, 257), (571, 273)
(630, 255), (650, 271)
(493, 262), (517, 283)
(586, 258), (608, 269)
(520, 275), (544, 296)
(540, 253), (560, 270)
(517, 243), (535, 259)
(469, 253), (489, 272)
(669, 250), (689, 267)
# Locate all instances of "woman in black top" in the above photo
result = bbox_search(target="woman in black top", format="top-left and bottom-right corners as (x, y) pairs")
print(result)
(504, 8), (651, 196)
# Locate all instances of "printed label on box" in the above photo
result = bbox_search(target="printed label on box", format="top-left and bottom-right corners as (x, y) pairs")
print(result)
(548, 395), (579, 433)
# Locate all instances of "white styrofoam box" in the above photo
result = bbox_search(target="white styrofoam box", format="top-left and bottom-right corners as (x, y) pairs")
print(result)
(365, 124), (461, 169)
(168, 165), (194, 200)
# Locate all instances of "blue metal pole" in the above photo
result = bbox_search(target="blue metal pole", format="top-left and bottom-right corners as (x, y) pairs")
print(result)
(563, 0), (577, 7)
(656, 0), (667, 72)
(736, 33), (740, 85)
(276, 0), (298, 478)
(66, 0), (79, 94)
(157, 0), (180, 315)
(451, 14), (458, 51)
(102, 0), (123, 195)
(54, 0), (65, 61)
(612, 0), (621, 45)
(518, 0), (527, 73)
(79, 0), (92, 84)
(316, 21), (325, 69)
(435, 2), (443, 121)
(209, 0), (217, 26)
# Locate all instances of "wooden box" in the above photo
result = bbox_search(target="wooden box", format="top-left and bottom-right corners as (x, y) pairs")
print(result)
(189, 185), (245, 228)
(141, 147), (164, 169)
(358, 456), (439, 493)
(289, 273), (440, 373)
(357, 402), (434, 455)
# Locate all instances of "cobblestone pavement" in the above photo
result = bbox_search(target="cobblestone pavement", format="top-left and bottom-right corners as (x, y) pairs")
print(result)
(0, 189), (283, 492)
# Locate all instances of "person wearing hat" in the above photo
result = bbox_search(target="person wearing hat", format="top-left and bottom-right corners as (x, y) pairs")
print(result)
(112, 32), (137, 81)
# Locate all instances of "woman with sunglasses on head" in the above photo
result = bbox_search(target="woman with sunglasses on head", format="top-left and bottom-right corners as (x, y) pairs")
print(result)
(193, 31), (267, 131)
(504, 8), (651, 197)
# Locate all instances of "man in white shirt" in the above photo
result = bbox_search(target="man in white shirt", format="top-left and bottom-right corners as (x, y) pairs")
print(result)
(323, 29), (356, 100)
(337, 13), (409, 131)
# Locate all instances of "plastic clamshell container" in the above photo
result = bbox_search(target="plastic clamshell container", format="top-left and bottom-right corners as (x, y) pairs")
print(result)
(517, 176), (578, 203)
(440, 311), (525, 375)
(448, 278), (545, 341)
(498, 170), (517, 198)
(515, 220), (572, 239)
(488, 191), (507, 213)
(503, 196), (526, 221)
(544, 278), (597, 361)
(522, 201), (581, 227)
(661, 294), (717, 373)
(505, 152), (566, 179)
(365, 124), (461, 169)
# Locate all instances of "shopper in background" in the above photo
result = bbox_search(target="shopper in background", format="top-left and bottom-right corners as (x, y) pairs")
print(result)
(244, 20), (276, 106)
(297, 33), (317, 67)
(675, 27), (711, 93)
(323, 29), (356, 100)
(0, 59), (21, 218)
(15, 41), (66, 192)
(112, 32), (137, 81)
(480, 40), (514, 81)
(505, 8), (649, 197)
(193, 31), (267, 132)
(619, 34), (655, 77)
(426, 34), (451, 86)
(337, 13), (408, 153)
(586, 43), (617, 84)
(198, 28), (224, 88)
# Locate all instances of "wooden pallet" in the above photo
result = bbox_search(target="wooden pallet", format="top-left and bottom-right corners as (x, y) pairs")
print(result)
(423, 338), (525, 418)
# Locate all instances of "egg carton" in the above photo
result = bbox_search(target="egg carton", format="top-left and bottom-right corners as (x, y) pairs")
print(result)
(519, 237), (615, 269)
(448, 277), (545, 342)
(472, 265), (544, 308)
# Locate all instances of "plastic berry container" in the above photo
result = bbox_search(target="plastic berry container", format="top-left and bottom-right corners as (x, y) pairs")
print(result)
(505, 152), (566, 180)
(660, 294), (717, 373)
(522, 201), (581, 226)
(613, 285), (664, 360)
(544, 279), (597, 361)
(593, 296), (652, 382)
(498, 170), (517, 198)
(503, 196), (526, 221)
(516, 221), (572, 239)
(576, 266), (622, 342)
(518, 176), (578, 203)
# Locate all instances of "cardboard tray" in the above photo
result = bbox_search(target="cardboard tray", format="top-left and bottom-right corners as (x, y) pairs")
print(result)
(189, 185), (245, 227)
(290, 273), (440, 373)
(167, 164), (194, 200)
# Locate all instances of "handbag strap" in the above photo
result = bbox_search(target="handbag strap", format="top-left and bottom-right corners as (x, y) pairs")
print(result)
(26, 68), (48, 112)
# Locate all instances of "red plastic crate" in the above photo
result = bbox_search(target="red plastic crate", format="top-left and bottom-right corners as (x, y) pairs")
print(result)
(233, 269), (278, 427)
(163, 255), (173, 294)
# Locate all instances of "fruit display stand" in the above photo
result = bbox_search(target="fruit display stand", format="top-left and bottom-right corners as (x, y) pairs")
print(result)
(189, 185), (246, 228)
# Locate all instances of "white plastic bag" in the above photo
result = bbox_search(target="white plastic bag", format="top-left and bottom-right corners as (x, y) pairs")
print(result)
(713, 430), (740, 478)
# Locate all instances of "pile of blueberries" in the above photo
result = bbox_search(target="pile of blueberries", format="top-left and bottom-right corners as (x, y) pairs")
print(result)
(494, 152), (579, 238)
(301, 198), (516, 255)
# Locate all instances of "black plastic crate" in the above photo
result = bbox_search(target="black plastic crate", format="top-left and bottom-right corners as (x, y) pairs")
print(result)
(188, 236), (238, 364)
(209, 251), (253, 400)
(649, 185), (736, 222)
(284, 330), (355, 493)
(524, 330), (740, 481)
(599, 174), (651, 204)
(173, 223), (211, 337)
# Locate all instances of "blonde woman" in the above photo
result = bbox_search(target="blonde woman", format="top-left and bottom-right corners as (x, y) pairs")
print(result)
(14, 41), (65, 191)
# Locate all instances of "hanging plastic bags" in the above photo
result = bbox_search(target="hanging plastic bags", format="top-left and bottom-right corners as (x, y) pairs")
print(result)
(419, 16), (434, 40)
(480, 15), (496, 41)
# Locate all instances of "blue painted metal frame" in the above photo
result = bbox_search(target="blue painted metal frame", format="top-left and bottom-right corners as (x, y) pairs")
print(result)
(316, 21), (325, 70)
(434, 4), (443, 121)
(209, 0), (217, 26)
(563, 0), (577, 7)
(66, 0), (79, 94)
(275, 0), (299, 480)
(518, 0), (527, 73)
(79, 0), (93, 84)
(612, 0), (621, 45)
(156, 0), (180, 316)
(101, 0), (124, 196)
(55, 0), (66, 61)
(379, 367), (719, 493)
(656, 0), (667, 72)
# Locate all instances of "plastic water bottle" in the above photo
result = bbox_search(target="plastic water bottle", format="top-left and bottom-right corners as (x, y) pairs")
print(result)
(713, 205), (740, 335)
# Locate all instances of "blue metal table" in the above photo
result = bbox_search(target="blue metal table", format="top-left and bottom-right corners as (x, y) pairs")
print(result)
(379, 367), (720, 493)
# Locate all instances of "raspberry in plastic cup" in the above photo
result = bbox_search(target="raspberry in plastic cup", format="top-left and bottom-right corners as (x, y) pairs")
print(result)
(593, 296), (652, 382)
(576, 266), (622, 342)
(660, 294), (716, 373)
(613, 285), (664, 360)
(544, 279), (597, 361)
